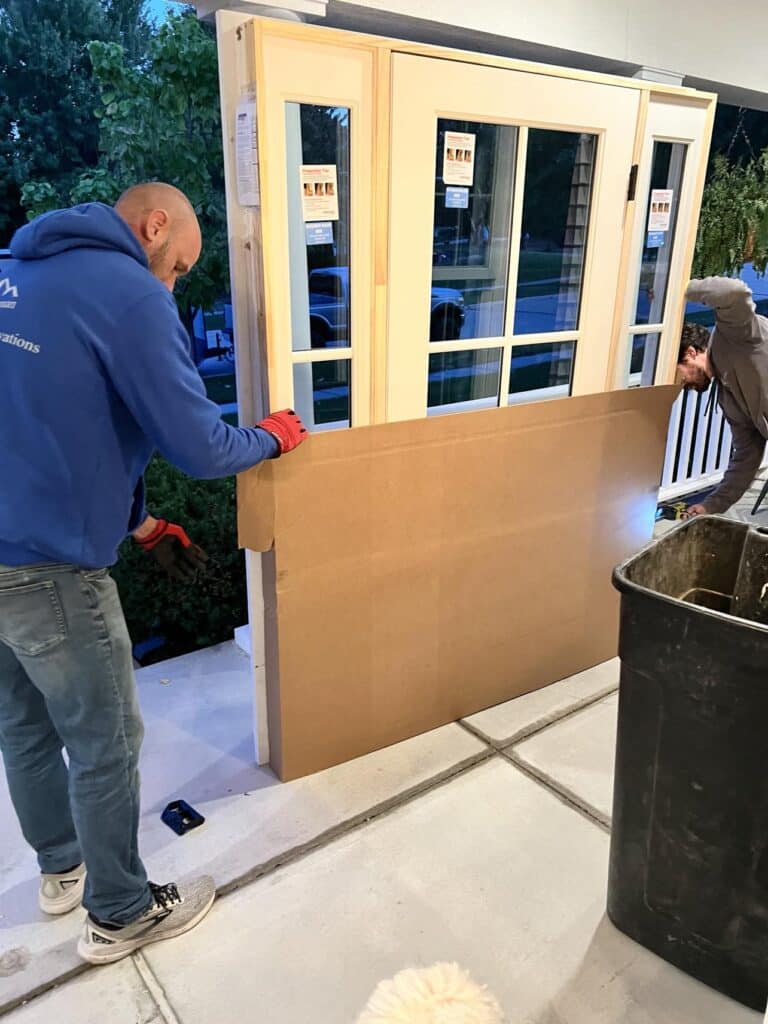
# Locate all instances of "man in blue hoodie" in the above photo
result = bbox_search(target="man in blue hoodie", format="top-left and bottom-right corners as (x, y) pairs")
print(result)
(0, 182), (307, 964)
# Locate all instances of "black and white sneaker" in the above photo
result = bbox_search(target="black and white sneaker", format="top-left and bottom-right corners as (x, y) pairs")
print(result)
(77, 876), (216, 965)
(39, 864), (86, 916)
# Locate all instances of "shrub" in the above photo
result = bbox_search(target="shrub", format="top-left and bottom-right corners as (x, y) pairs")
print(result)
(112, 455), (247, 662)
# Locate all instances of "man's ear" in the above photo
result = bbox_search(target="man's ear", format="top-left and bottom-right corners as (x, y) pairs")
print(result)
(144, 208), (170, 242)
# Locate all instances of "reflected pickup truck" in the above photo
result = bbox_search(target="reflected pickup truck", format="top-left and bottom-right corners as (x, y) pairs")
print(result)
(309, 266), (465, 345)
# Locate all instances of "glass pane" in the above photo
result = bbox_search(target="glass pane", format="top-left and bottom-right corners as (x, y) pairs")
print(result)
(627, 332), (661, 387)
(194, 300), (238, 425)
(635, 142), (687, 325)
(430, 120), (517, 341)
(508, 341), (575, 404)
(427, 348), (502, 415)
(515, 131), (597, 335)
(293, 360), (350, 431)
(286, 103), (351, 351)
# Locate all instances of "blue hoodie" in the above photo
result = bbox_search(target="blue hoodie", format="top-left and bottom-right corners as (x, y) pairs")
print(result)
(0, 203), (277, 568)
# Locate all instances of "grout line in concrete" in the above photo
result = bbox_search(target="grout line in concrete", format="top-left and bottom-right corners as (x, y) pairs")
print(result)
(1, 686), (620, 1020)
(499, 747), (611, 835)
(217, 746), (497, 900)
(0, 747), (497, 1019)
(456, 717), (495, 745)
(458, 683), (619, 752)
(0, 965), (91, 1020)
(1, 690), (619, 1018)
(132, 951), (183, 1024)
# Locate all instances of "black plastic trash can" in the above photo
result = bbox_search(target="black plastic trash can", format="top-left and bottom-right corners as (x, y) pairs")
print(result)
(609, 516), (768, 1011)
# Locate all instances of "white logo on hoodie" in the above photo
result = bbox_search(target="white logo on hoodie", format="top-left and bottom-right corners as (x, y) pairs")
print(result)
(0, 278), (18, 309)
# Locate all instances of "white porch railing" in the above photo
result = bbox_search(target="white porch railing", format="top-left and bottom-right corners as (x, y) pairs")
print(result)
(659, 389), (733, 502)
(659, 387), (768, 503)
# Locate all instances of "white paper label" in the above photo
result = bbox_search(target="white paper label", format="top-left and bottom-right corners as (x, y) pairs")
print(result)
(300, 165), (339, 222)
(235, 98), (260, 207)
(443, 132), (476, 186)
(648, 189), (673, 232)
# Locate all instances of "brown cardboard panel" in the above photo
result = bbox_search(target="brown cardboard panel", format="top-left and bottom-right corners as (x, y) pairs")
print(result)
(237, 460), (276, 552)
(238, 386), (678, 780)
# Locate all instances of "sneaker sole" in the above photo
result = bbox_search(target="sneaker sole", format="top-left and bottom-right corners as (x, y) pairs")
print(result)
(77, 890), (216, 965)
(39, 881), (86, 916)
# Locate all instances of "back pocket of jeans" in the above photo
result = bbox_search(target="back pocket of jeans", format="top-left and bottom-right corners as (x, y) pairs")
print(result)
(0, 581), (67, 656)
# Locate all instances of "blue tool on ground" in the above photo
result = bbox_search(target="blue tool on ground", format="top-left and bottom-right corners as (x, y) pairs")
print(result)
(161, 800), (205, 836)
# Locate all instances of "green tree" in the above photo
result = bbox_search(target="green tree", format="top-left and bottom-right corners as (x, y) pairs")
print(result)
(0, 0), (152, 243)
(103, 0), (152, 65)
(20, 10), (239, 662)
(709, 104), (768, 173)
(23, 10), (228, 339)
(691, 103), (768, 279)
(693, 151), (768, 279)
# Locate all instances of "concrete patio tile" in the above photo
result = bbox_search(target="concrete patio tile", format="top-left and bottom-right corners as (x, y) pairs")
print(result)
(133, 640), (487, 888)
(0, 642), (486, 1013)
(138, 722), (488, 890)
(512, 692), (619, 826)
(730, 467), (768, 522)
(145, 759), (759, 1024)
(0, 808), (87, 1017)
(463, 659), (619, 747)
(0, 960), (160, 1024)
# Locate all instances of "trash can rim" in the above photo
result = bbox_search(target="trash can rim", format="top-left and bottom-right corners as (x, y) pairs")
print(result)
(612, 515), (768, 635)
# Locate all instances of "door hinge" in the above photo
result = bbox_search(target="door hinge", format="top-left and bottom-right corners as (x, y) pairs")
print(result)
(627, 164), (639, 202)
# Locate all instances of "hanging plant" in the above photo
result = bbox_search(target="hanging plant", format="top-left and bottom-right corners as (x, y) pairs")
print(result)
(693, 151), (768, 278)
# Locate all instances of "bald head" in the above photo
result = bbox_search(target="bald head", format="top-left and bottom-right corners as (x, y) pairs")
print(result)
(115, 182), (202, 292)
(116, 182), (196, 223)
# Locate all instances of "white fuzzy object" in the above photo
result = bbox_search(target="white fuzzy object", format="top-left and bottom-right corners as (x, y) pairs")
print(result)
(356, 963), (504, 1024)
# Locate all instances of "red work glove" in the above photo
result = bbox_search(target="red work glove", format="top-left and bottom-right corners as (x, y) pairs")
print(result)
(257, 409), (308, 456)
(135, 520), (209, 581)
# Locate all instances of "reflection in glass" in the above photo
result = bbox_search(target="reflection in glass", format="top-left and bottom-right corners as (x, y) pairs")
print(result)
(514, 131), (597, 335)
(195, 300), (238, 425)
(293, 360), (350, 430)
(635, 142), (687, 325)
(628, 333), (660, 387)
(430, 120), (517, 341)
(427, 348), (502, 414)
(508, 341), (575, 403)
(286, 103), (351, 351)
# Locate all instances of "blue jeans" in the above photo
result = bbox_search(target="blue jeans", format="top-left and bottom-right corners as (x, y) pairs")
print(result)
(0, 562), (153, 925)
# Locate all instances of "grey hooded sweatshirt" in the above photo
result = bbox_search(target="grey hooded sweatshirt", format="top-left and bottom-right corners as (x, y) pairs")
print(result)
(686, 277), (768, 513)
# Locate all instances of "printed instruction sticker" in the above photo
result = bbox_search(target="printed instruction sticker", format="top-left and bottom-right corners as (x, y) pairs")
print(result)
(646, 231), (666, 249)
(443, 132), (476, 186)
(235, 97), (260, 207)
(648, 189), (673, 232)
(305, 222), (334, 246)
(445, 186), (469, 209)
(300, 165), (339, 222)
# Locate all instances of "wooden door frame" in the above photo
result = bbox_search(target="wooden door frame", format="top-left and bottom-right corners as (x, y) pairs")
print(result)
(214, 13), (716, 764)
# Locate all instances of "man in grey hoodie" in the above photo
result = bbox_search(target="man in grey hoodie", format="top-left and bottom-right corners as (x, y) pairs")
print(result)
(677, 277), (768, 515)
